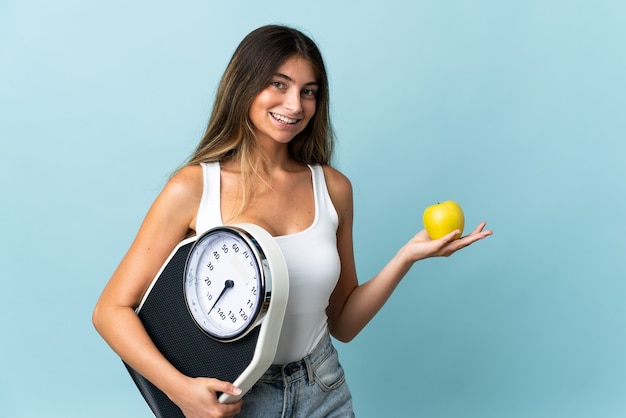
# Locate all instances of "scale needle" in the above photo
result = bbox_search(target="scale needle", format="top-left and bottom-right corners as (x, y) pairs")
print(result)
(208, 280), (234, 314)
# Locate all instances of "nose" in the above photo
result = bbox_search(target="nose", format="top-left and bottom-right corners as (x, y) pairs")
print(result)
(284, 88), (302, 114)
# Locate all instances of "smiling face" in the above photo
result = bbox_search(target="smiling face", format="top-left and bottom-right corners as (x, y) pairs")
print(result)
(248, 55), (318, 149)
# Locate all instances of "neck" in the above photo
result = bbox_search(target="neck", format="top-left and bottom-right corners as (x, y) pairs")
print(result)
(251, 141), (303, 174)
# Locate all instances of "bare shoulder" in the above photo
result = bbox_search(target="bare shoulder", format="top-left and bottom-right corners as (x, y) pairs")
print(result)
(165, 164), (204, 200)
(321, 165), (353, 217)
(168, 165), (203, 192)
(321, 165), (352, 192)
(149, 164), (204, 234)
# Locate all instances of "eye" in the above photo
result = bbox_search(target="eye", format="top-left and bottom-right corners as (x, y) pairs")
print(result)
(302, 88), (318, 98)
(271, 81), (286, 89)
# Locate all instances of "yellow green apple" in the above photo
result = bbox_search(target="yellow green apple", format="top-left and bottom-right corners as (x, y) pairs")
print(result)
(422, 200), (465, 240)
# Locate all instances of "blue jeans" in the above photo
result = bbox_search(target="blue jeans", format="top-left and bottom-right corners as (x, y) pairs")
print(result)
(237, 332), (355, 417)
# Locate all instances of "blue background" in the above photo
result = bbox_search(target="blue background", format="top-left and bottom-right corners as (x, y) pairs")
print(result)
(1, 1), (625, 417)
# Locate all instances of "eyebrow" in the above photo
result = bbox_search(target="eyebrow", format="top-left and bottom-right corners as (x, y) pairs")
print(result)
(274, 72), (319, 87)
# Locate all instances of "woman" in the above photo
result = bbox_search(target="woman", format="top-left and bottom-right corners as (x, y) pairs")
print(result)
(93, 25), (492, 418)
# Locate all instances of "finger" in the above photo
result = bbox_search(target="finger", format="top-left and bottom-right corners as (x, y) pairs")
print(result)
(207, 380), (243, 415)
(460, 222), (492, 239)
(428, 230), (461, 255)
(208, 379), (243, 398)
(440, 229), (461, 243)
(473, 222), (493, 236)
(474, 221), (487, 232)
(456, 230), (491, 249)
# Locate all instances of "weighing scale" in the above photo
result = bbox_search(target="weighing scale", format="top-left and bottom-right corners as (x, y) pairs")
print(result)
(124, 223), (289, 417)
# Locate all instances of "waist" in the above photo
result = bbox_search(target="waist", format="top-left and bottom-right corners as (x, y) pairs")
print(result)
(262, 330), (333, 382)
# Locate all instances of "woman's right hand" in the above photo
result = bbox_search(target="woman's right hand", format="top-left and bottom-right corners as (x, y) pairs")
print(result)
(170, 376), (243, 418)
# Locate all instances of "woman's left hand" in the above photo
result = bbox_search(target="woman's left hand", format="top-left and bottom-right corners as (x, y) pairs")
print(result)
(403, 221), (493, 261)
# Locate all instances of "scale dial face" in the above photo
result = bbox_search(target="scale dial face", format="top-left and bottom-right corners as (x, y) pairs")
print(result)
(184, 227), (269, 342)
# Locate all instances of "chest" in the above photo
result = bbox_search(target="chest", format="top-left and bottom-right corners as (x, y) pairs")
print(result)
(220, 168), (315, 237)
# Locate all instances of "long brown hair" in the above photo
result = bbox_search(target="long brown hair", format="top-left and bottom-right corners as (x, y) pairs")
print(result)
(186, 25), (334, 215)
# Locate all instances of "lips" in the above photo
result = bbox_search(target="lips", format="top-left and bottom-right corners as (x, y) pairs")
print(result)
(270, 112), (299, 125)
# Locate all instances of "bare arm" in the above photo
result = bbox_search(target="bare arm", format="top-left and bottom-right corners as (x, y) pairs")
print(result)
(92, 165), (242, 417)
(324, 167), (492, 343)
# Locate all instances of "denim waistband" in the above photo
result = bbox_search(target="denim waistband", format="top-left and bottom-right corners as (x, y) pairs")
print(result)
(261, 331), (332, 385)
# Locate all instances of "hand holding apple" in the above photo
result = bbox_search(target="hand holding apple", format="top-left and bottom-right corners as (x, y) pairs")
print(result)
(394, 200), (491, 265)
(422, 200), (465, 240)
(404, 221), (491, 262)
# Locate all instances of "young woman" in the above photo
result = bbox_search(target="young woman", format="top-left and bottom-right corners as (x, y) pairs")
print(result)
(93, 25), (492, 418)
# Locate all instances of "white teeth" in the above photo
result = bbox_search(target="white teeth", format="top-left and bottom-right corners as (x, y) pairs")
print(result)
(271, 112), (298, 124)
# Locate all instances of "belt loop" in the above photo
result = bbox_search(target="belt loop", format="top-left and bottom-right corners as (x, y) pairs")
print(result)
(304, 355), (315, 386)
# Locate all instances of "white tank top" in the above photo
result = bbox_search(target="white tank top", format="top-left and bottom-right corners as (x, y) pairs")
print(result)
(196, 162), (341, 364)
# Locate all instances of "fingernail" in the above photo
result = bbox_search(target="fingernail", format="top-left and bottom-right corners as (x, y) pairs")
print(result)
(233, 387), (242, 395)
